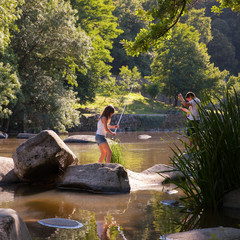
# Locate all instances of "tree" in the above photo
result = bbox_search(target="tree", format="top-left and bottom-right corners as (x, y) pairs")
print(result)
(208, 29), (238, 74)
(110, 0), (151, 76)
(70, 0), (122, 104)
(122, 0), (240, 55)
(0, 62), (20, 119)
(182, 8), (212, 45)
(11, 0), (91, 132)
(0, 0), (23, 129)
(151, 23), (227, 105)
(0, 0), (24, 51)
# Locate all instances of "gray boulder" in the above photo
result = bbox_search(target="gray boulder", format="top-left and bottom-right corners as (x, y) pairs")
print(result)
(0, 157), (21, 184)
(63, 135), (96, 143)
(57, 163), (130, 193)
(0, 131), (8, 139)
(223, 188), (240, 209)
(13, 130), (78, 184)
(0, 208), (31, 240)
(160, 227), (240, 240)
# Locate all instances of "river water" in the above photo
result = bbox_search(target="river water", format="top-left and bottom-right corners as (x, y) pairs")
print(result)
(0, 131), (239, 239)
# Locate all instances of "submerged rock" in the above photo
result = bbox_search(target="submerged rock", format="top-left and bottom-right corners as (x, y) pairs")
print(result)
(57, 163), (130, 193)
(13, 130), (78, 184)
(138, 134), (152, 140)
(160, 227), (240, 240)
(0, 208), (31, 240)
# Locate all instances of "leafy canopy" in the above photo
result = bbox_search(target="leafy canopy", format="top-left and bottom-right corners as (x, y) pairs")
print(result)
(123, 0), (240, 55)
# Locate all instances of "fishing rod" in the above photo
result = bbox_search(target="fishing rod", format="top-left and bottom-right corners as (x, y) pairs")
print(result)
(114, 82), (134, 133)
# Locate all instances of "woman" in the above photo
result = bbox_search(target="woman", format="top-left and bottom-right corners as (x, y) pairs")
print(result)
(95, 105), (119, 163)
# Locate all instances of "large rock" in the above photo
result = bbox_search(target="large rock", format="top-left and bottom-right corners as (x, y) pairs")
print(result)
(0, 131), (8, 139)
(13, 130), (78, 184)
(0, 157), (21, 184)
(0, 208), (31, 240)
(57, 163), (130, 193)
(223, 188), (240, 209)
(160, 227), (240, 240)
(127, 164), (184, 191)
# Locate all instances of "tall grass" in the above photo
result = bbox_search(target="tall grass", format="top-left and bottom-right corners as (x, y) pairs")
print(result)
(168, 89), (240, 211)
(109, 139), (125, 166)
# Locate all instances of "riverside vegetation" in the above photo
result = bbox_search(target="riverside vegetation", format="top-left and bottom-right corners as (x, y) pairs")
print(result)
(167, 89), (240, 212)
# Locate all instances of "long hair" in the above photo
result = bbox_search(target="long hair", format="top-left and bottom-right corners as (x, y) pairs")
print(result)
(99, 105), (115, 121)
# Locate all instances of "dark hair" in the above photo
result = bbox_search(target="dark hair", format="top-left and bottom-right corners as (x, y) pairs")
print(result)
(99, 105), (115, 121)
(185, 92), (196, 99)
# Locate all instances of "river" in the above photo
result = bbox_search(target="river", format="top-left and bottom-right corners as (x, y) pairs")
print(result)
(0, 131), (238, 239)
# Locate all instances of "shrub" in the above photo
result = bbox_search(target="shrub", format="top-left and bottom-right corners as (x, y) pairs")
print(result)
(109, 139), (125, 166)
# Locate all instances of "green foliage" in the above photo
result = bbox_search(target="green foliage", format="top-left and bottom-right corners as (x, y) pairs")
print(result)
(182, 8), (212, 45)
(118, 65), (141, 92)
(208, 28), (238, 74)
(109, 139), (125, 166)
(0, 62), (20, 118)
(0, 0), (24, 52)
(11, 0), (91, 132)
(111, 0), (152, 76)
(227, 74), (240, 93)
(71, 0), (122, 103)
(123, 0), (240, 55)
(151, 22), (227, 105)
(168, 89), (240, 211)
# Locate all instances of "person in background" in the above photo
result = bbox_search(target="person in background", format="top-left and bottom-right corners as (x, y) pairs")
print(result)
(178, 92), (201, 147)
(95, 105), (119, 163)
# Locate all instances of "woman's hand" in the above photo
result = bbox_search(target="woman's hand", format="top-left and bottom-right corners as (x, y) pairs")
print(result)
(112, 132), (116, 136)
(115, 125), (119, 129)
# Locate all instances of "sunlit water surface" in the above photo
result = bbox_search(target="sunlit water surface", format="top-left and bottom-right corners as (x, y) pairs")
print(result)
(0, 131), (239, 239)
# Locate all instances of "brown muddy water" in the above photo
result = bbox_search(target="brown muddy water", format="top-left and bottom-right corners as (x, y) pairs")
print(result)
(0, 131), (239, 240)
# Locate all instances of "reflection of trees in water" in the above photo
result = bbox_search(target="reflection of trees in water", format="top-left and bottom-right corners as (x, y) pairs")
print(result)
(150, 192), (186, 237)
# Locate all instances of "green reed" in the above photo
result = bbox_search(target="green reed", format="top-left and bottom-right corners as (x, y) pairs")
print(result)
(168, 89), (240, 211)
(109, 138), (125, 166)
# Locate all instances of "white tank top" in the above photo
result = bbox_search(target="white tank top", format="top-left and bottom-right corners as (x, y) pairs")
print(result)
(96, 117), (107, 136)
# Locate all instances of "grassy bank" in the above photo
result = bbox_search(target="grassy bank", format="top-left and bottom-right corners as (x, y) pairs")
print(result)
(79, 92), (177, 114)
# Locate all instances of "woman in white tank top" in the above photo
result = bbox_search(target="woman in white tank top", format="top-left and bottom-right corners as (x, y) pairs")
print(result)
(95, 105), (119, 163)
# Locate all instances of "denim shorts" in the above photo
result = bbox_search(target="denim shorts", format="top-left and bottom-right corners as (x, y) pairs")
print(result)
(95, 134), (107, 146)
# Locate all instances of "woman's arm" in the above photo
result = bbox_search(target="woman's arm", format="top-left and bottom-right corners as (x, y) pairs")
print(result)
(101, 117), (116, 136)
(108, 124), (119, 129)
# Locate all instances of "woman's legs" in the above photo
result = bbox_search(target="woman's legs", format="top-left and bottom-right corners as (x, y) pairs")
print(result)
(98, 142), (112, 163)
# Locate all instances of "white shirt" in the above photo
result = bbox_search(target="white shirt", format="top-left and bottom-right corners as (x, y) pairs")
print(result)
(188, 98), (200, 120)
(96, 118), (107, 136)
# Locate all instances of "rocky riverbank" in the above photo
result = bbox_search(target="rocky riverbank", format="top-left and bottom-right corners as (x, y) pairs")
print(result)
(69, 112), (185, 132)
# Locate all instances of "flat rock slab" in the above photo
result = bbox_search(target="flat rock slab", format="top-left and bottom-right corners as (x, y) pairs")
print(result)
(127, 164), (184, 191)
(16, 133), (37, 139)
(161, 227), (240, 240)
(57, 163), (130, 193)
(0, 157), (21, 184)
(63, 135), (96, 143)
(0, 208), (31, 240)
